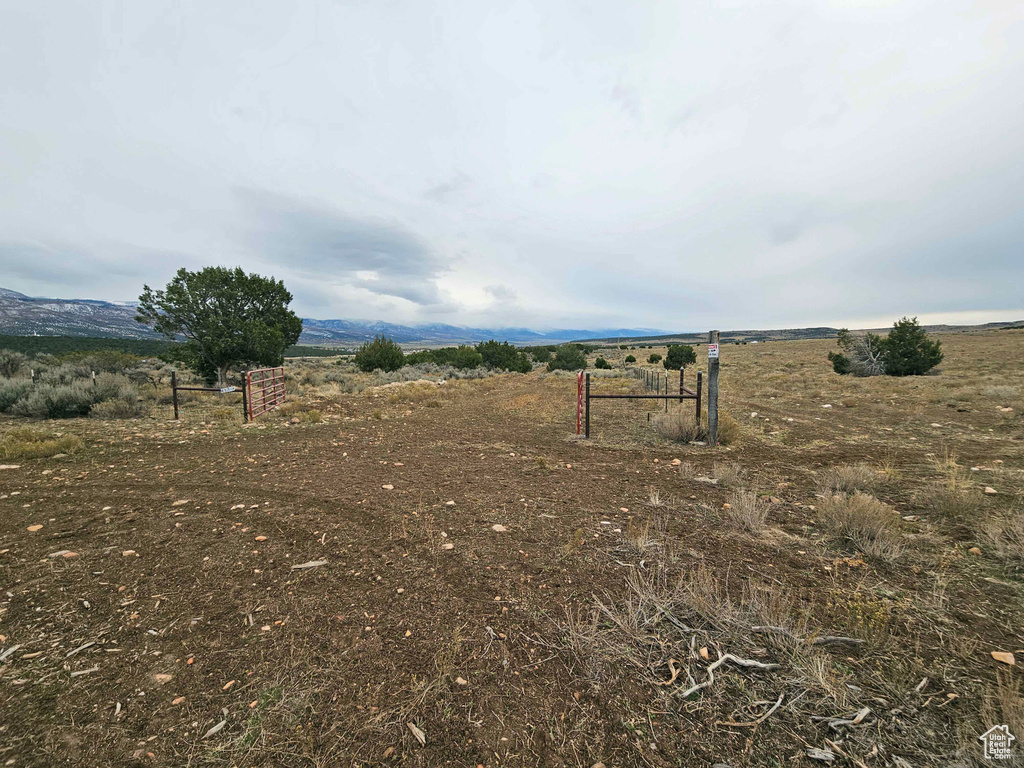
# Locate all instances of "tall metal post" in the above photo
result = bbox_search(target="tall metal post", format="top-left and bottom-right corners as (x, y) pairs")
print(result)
(171, 370), (179, 420)
(584, 373), (591, 438)
(696, 371), (703, 425)
(241, 370), (249, 423)
(707, 330), (720, 445)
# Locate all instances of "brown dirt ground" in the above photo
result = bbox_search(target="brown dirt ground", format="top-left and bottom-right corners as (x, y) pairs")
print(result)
(1, 331), (1022, 767)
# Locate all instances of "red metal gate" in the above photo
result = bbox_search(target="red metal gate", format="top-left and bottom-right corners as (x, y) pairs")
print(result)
(245, 367), (285, 420)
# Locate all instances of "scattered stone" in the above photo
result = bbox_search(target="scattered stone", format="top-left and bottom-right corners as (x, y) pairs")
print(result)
(153, 673), (173, 685)
(381, 484), (394, 490)
(407, 722), (426, 746)
(291, 560), (328, 570)
(48, 550), (78, 558)
(203, 719), (227, 739)
(991, 651), (1016, 666)
(171, 499), (189, 506)
(441, 542), (454, 550)
(445, 500), (455, 506)
(455, 676), (468, 686)
(26, 524), (43, 532)
(821, 404), (832, 409)
(984, 487), (998, 495)
(968, 547), (982, 556)
(670, 459), (681, 466)
(0, 465), (20, 470)
(171, 696), (185, 705)
(491, 524), (507, 533)
(696, 476), (719, 485)
(254, 536), (267, 542)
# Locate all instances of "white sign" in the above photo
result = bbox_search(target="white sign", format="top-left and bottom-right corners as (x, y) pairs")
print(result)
(708, 344), (719, 359)
(219, 386), (237, 393)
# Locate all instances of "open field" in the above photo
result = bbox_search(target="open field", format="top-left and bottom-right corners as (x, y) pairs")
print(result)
(1, 330), (1022, 767)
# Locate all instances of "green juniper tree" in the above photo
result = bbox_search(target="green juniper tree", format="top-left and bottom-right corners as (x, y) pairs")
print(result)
(136, 267), (302, 385)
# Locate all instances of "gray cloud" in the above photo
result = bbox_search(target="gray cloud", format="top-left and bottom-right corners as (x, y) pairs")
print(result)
(237, 190), (450, 307)
(0, 1), (1021, 330)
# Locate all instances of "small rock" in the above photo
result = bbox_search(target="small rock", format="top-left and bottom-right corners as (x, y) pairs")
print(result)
(455, 676), (468, 686)
(968, 547), (982, 556)
(407, 722), (426, 746)
(171, 499), (189, 506)
(153, 673), (173, 684)
(26, 524), (43, 532)
(441, 542), (454, 550)
(445, 500), (455, 506)
(671, 458), (681, 466)
(290, 417), (300, 424)
(382, 484), (394, 490)
(821, 404), (832, 409)
(0, 465), (20, 470)
(172, 696), (186, 705)
(254, 536), (267, 542)
(984, 487), (998, 495)
(991, 651), (1015, 666)
(491, 524), (507, 533)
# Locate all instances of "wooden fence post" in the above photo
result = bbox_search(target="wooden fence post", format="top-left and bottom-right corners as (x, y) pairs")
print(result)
(707, 330), (720, 445)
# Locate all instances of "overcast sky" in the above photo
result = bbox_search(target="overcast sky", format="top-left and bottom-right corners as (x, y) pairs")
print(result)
(1, 1), (1022, 331)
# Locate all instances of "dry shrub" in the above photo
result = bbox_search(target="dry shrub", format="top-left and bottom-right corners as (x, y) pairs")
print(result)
(208, 406), (242, 425)
(816, 464), (881, 495)
(652, 409), (702, 443)
(712, 461), (746, 487)
(0, 427), (83, 460)
(982, 507), (1024, 571)
(724, 489), (769, 532)
(651, 409), (741, 445)
(715, 411), (742, 445)
(90, 395), (149, 419)
(818, 492), (904, 562)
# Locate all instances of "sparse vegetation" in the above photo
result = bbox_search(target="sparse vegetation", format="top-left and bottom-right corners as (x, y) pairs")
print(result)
(354, 334), (405, 372)
(663, 344), (695, 371)
(545, 344), (587, 372)
(818, 492), (904, 562)
(829, 317), (943, 377)
(647, 353), (662, 364)
(724, 489), (769, 531)
(0, 426), (83, 460)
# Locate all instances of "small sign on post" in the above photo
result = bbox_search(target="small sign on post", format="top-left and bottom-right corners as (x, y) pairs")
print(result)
(707, 343), (719, 359)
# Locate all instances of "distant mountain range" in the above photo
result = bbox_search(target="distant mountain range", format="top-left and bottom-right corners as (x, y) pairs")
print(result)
(0, 286), (665, 346)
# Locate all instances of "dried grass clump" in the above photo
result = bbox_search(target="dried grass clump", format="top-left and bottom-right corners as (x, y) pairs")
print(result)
(815, 464), (881, 495)
(712, 461), (747, 488)
(652, 410), (702, 443)
(724, 489), (769, 532)
(651, 409), (741, 446)
(818, 492), (904, 562)
(982, 507), (1024, 572)
(0, 427), (83, 460)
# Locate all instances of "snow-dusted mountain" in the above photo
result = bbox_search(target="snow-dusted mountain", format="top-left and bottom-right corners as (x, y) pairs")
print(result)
(0, 286), (665, 345)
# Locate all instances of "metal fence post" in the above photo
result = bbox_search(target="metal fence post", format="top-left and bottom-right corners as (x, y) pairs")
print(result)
(696, 371), (703, 425)
(171, 370), (179, 420)
(241, 370), (249, 423)
(585, 373), (590, 439)
(707, 330), (720, 445)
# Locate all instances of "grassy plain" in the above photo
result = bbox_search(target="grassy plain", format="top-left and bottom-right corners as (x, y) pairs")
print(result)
(0, 329), (1021, 766)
